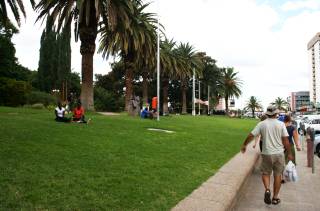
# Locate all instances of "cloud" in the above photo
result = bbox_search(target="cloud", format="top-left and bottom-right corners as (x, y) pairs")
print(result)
(281, 0), (320, 12)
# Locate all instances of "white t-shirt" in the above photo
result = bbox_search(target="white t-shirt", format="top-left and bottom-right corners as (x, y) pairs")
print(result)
(251, 118), (289, 155)
(55, 107), (65, 118)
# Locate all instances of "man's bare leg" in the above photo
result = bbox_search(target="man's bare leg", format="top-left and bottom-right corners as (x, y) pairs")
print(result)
(262, 174), (272, 204)
(273, 174), (282, 198)
(262, 174), (270, 190)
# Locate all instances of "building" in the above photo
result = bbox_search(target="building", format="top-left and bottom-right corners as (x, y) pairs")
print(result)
(289, 91), (311, 112)
(308, 33), (320, 105)
(214, 98), (236, 111)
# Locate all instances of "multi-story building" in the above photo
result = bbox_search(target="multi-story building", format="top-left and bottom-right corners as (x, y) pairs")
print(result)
(289, 91), (311, 112)
(214, 98), (235, 111)
(308, 33), (320, 104)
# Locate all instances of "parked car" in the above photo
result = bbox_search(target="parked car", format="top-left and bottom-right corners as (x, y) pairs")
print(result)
(296, 115), (320, 135)
(313, 133), (320, 158)
(308, 119), (320, 131)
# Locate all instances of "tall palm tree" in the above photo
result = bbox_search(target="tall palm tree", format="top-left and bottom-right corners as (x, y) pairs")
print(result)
(272, 97), (288, 111)
(0, 0), (35, 27)
(245, 96), (262, 118)
(159, 39), (181, 115)
(219, 67), (242, 114)
(36, 0), (135, 110)
(175, 42), (202, 114)
(99, 1), (158, 111)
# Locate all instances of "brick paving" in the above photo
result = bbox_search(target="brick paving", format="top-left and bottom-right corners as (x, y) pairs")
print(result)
(234, 149), (320, 211)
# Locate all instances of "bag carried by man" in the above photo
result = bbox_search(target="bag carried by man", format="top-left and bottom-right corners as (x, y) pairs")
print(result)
(284, 161), (298, 182)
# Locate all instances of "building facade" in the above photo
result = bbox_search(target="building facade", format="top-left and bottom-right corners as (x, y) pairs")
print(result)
(308, 33), (320, 105)
(289, 91), (311, 112)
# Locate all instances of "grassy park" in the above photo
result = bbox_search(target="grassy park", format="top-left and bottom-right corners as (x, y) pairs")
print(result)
(0, 107), (257, 210)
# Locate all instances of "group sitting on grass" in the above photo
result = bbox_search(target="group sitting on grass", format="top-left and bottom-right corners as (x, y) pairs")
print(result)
(140, 97), (158, 119)
(55, 101), (90, 124)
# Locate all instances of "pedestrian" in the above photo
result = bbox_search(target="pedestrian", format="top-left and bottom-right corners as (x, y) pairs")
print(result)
(283, 114), (301, 165)
(241, 105), (293, 205)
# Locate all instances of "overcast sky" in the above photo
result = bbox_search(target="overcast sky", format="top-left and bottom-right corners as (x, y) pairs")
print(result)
(12, 0), (320, 109)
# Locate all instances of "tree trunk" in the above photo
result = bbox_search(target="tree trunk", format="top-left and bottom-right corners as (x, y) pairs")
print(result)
(142, 71), (148, 105)
(163, 77), (169, 115)
(181, 78), (188, 114)
(225, 95), (229, 114)
(79, 2), (97, 111)
(252, 108), (255, 118)
(124, 55), (134, 111)
(80, 53), (94, 110)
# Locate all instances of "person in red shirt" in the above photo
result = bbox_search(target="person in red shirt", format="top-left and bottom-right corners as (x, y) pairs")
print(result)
(73, 101), (89, 123)
(151, 97), (157, 112)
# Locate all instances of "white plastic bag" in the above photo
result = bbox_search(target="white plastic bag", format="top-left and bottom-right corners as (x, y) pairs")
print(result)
(284, 161), (298, 182)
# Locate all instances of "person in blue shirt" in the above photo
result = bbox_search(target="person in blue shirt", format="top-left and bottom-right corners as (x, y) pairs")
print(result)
(140, 107), (149, 118)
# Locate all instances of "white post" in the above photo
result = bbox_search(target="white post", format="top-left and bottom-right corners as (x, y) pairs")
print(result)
(208, 85), (210, 115)
(192, 68), (196, 116)
(198, 80), (201, 115)
(156, 0), (160, 121)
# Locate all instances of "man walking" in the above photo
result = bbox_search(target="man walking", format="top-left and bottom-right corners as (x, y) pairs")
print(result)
(241, 105), (293, 205)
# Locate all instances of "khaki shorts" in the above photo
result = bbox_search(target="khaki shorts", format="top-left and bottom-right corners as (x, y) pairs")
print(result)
(260, 153), (285, 176)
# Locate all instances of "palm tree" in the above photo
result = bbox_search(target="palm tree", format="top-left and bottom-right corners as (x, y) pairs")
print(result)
(245, 96), (262, 118)
(175, 42), (202, 114)
(36, 0), (135, 110)
(99, 1), (158, 111)
(0, 0), (35, 27)
(272, 97), (288, 111)
(219, 67), (242, 114)
(159, 39), (180, 115)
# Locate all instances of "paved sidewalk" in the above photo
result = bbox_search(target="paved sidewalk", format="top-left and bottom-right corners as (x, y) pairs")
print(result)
(234, 149), (320, 211)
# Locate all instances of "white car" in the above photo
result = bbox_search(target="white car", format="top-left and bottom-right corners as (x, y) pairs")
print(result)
(308, 119), (320, 131)
(313, 134), (320, 158)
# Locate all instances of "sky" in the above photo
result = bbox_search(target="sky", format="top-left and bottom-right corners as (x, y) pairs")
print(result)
(11, 0), (320, 109)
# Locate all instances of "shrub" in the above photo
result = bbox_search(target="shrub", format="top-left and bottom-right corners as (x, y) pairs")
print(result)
(94, 87), (124, 112)
(26, 91), (57, 106)
(47, 104), (56, 111)
(0, 77), (31, 106)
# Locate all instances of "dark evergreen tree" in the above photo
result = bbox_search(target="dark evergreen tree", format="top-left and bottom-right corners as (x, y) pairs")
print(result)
(38, 20), (72, 95)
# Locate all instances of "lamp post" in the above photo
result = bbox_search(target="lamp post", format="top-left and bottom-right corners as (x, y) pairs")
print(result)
(192, 68), (196, 116)
(198, 80), (201, 115)
(208, 85), (210, 115)
(156, 0), (160, 121)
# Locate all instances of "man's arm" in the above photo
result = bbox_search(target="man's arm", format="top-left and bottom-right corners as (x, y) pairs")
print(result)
(241, 133), (255, 153)
(282, 136), (293, 160)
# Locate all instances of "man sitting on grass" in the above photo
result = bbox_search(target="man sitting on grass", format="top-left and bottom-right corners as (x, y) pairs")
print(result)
(73, 101), (90, 124)
(55, 102), (71, 123)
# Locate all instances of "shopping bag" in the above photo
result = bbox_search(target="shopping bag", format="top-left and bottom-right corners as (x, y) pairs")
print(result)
(284, 161), (298, 182)
(292, 164), (298, 182)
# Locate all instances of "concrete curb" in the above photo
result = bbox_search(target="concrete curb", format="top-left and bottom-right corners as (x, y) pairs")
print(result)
(172, 142), (259, 211)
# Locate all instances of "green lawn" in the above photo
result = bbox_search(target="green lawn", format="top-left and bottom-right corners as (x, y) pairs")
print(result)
(0, 107), (257, 210)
